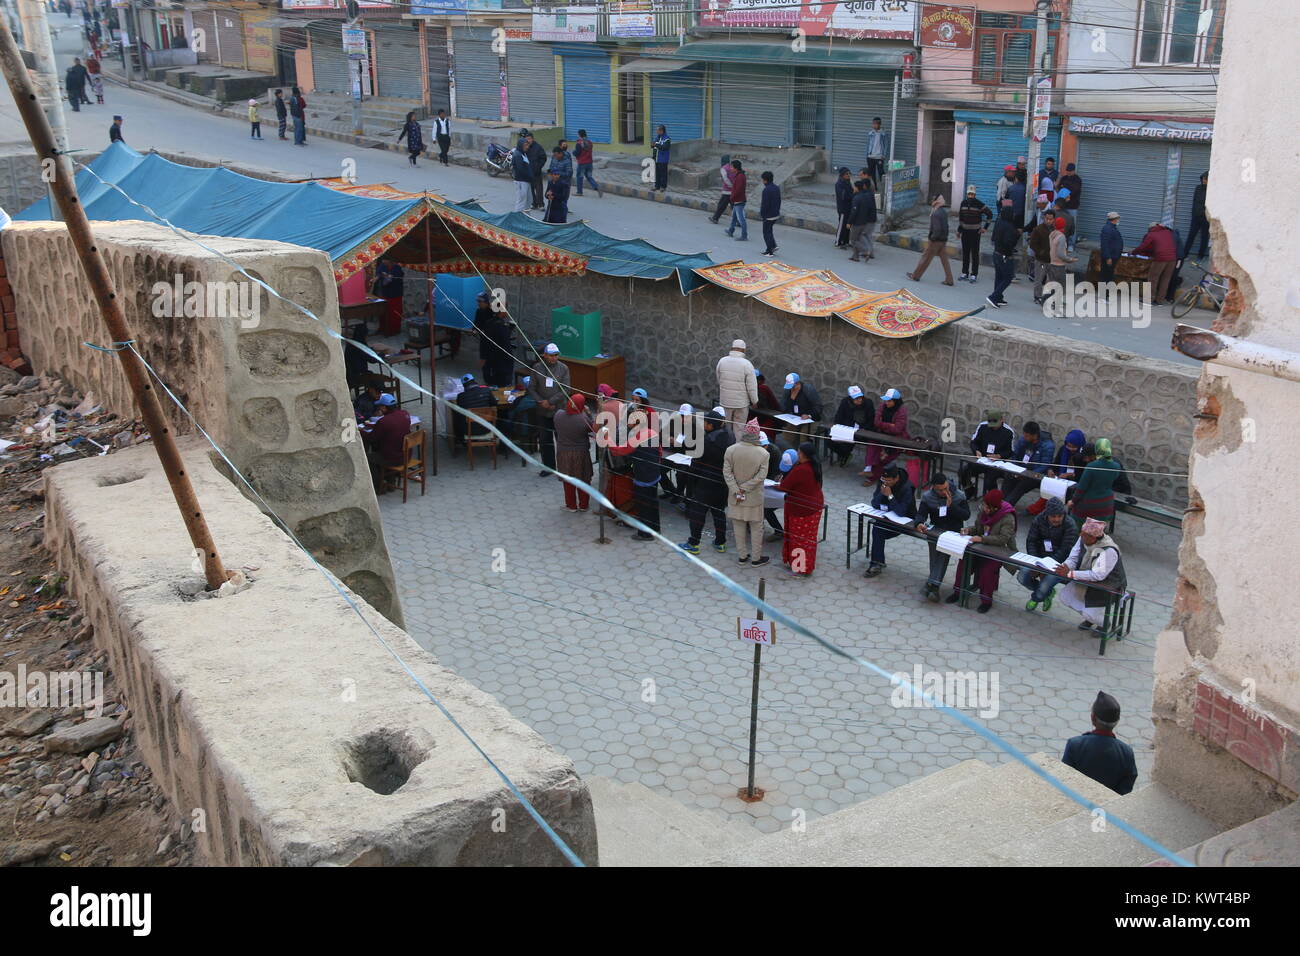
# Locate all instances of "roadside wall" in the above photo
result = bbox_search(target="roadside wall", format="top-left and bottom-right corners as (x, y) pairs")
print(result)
(1, 220), (404, 626)
(44, 440), (596, 865)
(494, 271), (1197, 506)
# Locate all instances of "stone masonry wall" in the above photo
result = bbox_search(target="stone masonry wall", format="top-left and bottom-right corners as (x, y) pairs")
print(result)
(1, 221), (404, 626)
(493, 271), (1196, 506)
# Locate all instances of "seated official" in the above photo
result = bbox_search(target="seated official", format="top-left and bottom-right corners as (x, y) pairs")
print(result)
(1017, 497), (1078, 611)
(1003, 420), (1057, 506)
(831, 386), (873, 467)
(364, 393), (412, 489)
(454, 372), (496, 443)
(862, 464), (916, 579)
(1053, 517), (1127, 634)
(1062, 691), (1138, 795)
(914, 473), (971, 603)
(354, 382), (383, 420)
(964, 410), (1016, 498)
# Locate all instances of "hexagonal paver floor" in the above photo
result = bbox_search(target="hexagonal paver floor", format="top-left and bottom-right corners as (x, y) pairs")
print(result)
(380, 377), (1175, 835)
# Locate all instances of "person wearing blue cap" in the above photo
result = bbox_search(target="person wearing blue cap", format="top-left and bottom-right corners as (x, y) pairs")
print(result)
(781, 372), (822, 444)
(454, 373), (495, 446)
(777, 442), (824, 578)
(862, 387), (910, 485)
(363, 392), (412, 492)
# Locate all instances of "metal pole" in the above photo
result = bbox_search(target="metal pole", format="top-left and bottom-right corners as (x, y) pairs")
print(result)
(884, 73), (898, 218)
(0, 17), (230, 591)
(16, 0), (67, 220)
(745, 577), (766, 799)
(1024, 1), (1051, 231)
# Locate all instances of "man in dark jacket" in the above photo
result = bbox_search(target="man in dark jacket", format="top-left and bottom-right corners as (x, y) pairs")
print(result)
(522, 133), (547, 210)
(863, 465), (917, 578)
(1003, 420), (1057, 505)
(986, 202), (1020, 308)
(847, 179), (878, 262)
(679, 415), (735, 553)
(454, 373), (496, 444)
(610, 425), (663, 540)
(1017, 496), (1078, 610)
(510, 143), (534, 212)
(274, 89), (288, 140)
(1057, 163), (1082, 211)
(831, 385), (873, 466)
(1099, 211), (1124, 285)
(781, 372), (822, 444)
(759, 171), (781, 257)
(65, 58), (88, 112)
(1183, 172), (1209, 260)
(915, 473), (972, 601)
(834, 167), (854, 247)
(966, 411), (1016, 498)
(289, 88), (307, 145)
(1028, 215), (1054, 304)
(957, 185), (992, 283)
(1063, 691), (1138, 795)
(108, 115), (125, 144)
(474, 294), (514, 387)
(907, 195), (954, 285)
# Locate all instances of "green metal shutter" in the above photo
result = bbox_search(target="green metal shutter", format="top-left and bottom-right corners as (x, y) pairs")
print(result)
(426, 25), (450, 114)
(829, 69), (918, 172)
(560, 54), (611, 142)
(649, 66), (704, 141)
(452, 28), (500, 121)
(718, 64), (791, 147)
(507, 42), (556, 125)
(308, 23), (349, 95)
(371, 22), (424, 102)
(1074, 138), (1171, 245)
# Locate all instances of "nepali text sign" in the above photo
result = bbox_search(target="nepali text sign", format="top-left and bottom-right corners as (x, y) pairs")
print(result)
(532, 5), (599, 42)
(1069, 116), (1214, 143)
(889, 163), (921, 212)
(343, 27), (368, 61)
(610, 13), (656, 37)
(738, 618), (776, 646)
(829, 0), (918, 39)
(701, 0), (916, 36)
(919, 3), (974, 49)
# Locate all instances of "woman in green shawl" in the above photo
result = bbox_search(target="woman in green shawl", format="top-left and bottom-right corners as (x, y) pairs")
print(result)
(1071, 437), (1122, 523)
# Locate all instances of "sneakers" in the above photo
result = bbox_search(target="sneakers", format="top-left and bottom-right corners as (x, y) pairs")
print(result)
(738, 555), (750, 565)
(678, 541), (700, 554)
(959, 273), (969, 282)
(923, 584), (940, 603)
(751, 555), (771, 568)
(863, 563), (884, 578)
(713, 540), (727, 553)
(986, 296), (1003, 309)
(1025, 599), (1039, 611)
(1077, 621), (1095, 632)
(564, 506), (578, 513)
(1042, 592), (1054, 611)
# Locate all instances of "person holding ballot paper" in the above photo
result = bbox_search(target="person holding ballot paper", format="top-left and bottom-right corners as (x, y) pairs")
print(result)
(780, 373), (822, 445)
(863, 465), (916, 579)
(1017, 497), (1079, 611)
(965, 410), (1016, 498)
(948, 489), (1017, 613)
(915, 473), (971, 603)
(1003, 421), (1057, 506)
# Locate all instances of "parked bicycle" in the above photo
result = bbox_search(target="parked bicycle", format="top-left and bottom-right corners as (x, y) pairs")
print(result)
(1171, 261), (1228, 319)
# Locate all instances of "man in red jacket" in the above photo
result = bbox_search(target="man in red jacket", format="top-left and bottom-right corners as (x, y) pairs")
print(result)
(724, 160), (748, 241)
(1133, 222), (1178, 305)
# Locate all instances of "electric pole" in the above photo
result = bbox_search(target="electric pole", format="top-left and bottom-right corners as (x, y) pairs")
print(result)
(1024, 0), (1052, 231)
(15, 0), (66, 219)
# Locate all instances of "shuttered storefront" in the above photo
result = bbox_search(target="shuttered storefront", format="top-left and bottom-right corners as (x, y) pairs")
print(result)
(371, 21), (423, 101)
(559, 50), (611, 142)
(195, 12), (217, 64)
(241, 11), (275, 76)
(451, 28), (499, 121)
(507, 42), (556, 125)
(1175, 144), (1211, 236)
(213, 10), (245, 70)
(308, 22), (349, 95)
(426, 25), (450, 114)
(829, 69), (917, 171)
(650, 65), (704, 142)
(717, 64), (791, 146)
(957, 110), (1061, 200)
(1074, 138), (1170, 245)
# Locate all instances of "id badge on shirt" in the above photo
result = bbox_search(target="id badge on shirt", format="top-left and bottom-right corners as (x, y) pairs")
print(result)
(938, 506), (948, 517)
(986, 443), (996, 454)
(545, 377), (554, 388)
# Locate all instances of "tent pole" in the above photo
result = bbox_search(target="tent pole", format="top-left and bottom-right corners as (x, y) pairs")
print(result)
(425, 208), (437, 476)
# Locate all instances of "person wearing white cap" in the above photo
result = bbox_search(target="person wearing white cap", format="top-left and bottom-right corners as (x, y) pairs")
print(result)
(781, 372), (822, 444)
(1099, 211), (1124, 287)
(526, 343), (571, 474)
(861, 387), (910, 484)
(831, 385), (874, 467)
(715, 338), (759, 437)
(661, 403), (697, 506)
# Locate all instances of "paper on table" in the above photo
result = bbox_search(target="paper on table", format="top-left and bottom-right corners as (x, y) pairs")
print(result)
(1039, 476), (1075, 500)
(1010, 551), (1059, 571)
(665, 452), (693, 466)
(881, 511), (914, 525)
(775, 413), (809, 426)
(828, 424), (857, 443)
(936, 531), (971, 558)
(977, 456), (1025, 474)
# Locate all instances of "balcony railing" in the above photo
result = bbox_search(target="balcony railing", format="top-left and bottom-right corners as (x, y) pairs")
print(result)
(597, 1), (693, 42)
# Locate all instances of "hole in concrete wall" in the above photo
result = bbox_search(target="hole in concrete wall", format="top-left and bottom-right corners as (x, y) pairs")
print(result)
(343, 729), (427, 796)
(95, 472), (145, 487)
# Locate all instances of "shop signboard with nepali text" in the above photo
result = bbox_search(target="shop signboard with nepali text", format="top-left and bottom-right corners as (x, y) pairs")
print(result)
(1069, 116), (1214, 143)
(700, 0), (915, 38)
(919, 3), (974, 49)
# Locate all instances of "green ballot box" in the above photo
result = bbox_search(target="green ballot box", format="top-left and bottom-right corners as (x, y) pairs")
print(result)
(550, 307), (602, 360)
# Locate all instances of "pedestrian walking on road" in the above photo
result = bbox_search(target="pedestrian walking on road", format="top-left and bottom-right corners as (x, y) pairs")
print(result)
(847, 179), (878, 262)
(108, 114), (124, 144)
(397, 112), (424, 166)
(433, 110), (452, 166)
(651, 125), (671, 192)
(985, 201), (1019, 309)
(248, 99), (262, 140)
(89, 71), (104, 105)
(759, 171), (781, 257)
(710, 154), (734, 223)
(834, 167), (854, 247)
(1183, 172), (1210, 260)
(907, 195), (955, 285)
(65, 58), (87, 112)
(290, 87), (307, 146)
(724, 161), (748, 241)
(957, 184), (992, 283)
(274, 89), (288, 140)
(573, 129), (601, 197)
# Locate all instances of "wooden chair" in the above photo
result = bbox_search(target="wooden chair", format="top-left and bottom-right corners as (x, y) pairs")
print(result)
(465, 406), (498, 470)
(383, 429), (427, 502)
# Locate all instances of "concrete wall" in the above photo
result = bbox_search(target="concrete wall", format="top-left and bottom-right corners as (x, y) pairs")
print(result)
(44, 439), (596, 866)
(1, 221), (404, 626)
(1152, 0), (1300, 829)
(492, 270), (1196, 506)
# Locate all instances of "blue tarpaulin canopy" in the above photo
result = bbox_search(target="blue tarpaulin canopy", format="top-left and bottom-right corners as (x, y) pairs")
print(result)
(17, 143), (712, 293)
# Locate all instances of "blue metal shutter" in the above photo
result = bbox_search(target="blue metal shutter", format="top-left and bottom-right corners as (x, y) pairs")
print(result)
(718, 64), (791, 146)
(451, 28), (500, 121)
(1074, 137), (1170, 245)
(507, 42), (556, 125)
(830, 69), (918, 172)
(371, 22), (424, 101)
(560, 54), (611, 142)
(650, 65), (704, 141)
(958, 110), (1061, 203)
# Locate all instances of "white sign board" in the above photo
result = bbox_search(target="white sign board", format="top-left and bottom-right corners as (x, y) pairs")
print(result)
(343, 27), (368, 61)
(738, 618), (776, 646)
(532, 6), (599, 42)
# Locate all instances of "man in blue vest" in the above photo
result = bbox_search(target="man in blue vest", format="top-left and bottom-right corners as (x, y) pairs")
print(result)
(1062, 691), (1138, 795)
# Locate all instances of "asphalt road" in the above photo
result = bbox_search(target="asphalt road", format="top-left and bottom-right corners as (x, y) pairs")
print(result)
(2, 13), (1199, 366)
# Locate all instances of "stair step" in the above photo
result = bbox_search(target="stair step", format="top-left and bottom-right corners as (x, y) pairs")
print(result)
(587, 777), (759, 868)
(987, 782), (1220, 867)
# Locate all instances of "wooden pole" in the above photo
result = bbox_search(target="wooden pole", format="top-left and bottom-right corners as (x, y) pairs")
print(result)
(0, 19), (229, 591)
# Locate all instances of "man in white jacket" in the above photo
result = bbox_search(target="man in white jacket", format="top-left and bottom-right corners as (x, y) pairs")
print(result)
(715, 339), (759, 437)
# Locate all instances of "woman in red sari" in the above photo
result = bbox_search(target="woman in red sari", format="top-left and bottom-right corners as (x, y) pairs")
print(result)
(595, 386), (636, 522)
(778, 442), (825, 578)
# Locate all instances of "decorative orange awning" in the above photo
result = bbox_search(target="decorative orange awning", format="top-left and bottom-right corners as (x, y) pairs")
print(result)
(838, 289), (975, 338)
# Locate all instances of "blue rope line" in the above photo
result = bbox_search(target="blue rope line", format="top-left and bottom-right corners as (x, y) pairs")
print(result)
(72, 161), (1192, 866)
(83, 339), (134, 352)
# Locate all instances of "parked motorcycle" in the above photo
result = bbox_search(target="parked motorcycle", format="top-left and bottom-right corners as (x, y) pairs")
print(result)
(485, 142), (512, 178)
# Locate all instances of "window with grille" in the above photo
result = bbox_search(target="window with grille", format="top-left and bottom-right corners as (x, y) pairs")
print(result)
(973, 11), (1060, 86)
(1136, 0), (1225, 67)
